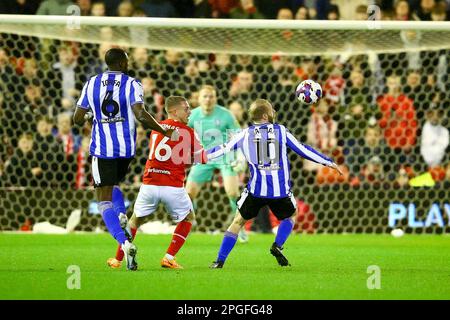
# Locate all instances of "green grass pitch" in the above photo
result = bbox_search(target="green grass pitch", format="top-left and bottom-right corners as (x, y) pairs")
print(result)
(0, 233), (449, 300)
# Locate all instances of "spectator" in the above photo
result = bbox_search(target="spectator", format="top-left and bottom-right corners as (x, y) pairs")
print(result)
(305, 98), (337, 172)
(127, 124), (149, 186)
(382, 8), (395, 20)
(399, 30), (423, 71)
(0, 92), (14, 184)
(209, 0), (244, 18)
(55, 112), (82, 159)
(377, 75), (418, 151)
(344, 123), (390, 180)
(394, 165), (410, 187)
(141, 77), (165, 121)
(403, 69), (438, 119)
(35, 116), (67, 187)
(140, 0), (176, 17)
(77, 0), (91, 15)
(85, 42), (112, 77)
(117, 0), (134, 16)
(90, 1), (106, 16)
(188, 90), (200, 109)
(228, 100), (247, 127)
(48, 45), (84, 110)
(323, 63), (345, 106)
(99, 26), (113, 41)
(420, 106), (449, 168)
(431, 1), (447, 20)
(413, 0), (435, 20)
(344, 68), (371, 108)
(254, 0), (287, 19)
(0, 0), (40, 14)
(4, 133), (44, 187)
(359, 155), (387, 186)
(278, 65), (296, 87)
(394, 0), (411, 20)
(339, 102), (374, 150)
(326, 4), (340, 20)
(355, 4), (368, 20)
(228, 70), (256, 103)
(0, 49), (15, 93)
(132, 7), (146, 16)
(160, 49), (183, 73)
(277, 7), (294, 19)
(316, 148), (349, 185)
(35, 116), (60, 156)
(17, 81), (55, 133)
(296, 57), (318, 81)
(182, 58), (203, 91)
(229, 0), (264, 19)
(155, 49), (185, 95)
(189, 0), (213, 17)
(36, 0), (73, 15)
(74, 135), (91, 188)
(128, 47), (153, 78)
(295, 6), (310, 19)
(20, 57), (41, 84)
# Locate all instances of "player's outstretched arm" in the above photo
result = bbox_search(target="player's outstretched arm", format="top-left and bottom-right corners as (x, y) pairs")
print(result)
(206, 130), (246, 161)
(286, 130), (342, 175)
(132, 103), (177, 140)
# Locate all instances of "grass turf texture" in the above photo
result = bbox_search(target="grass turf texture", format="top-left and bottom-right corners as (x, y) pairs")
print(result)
(0, 233), (449, 300)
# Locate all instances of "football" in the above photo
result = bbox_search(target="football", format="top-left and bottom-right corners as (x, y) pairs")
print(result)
(295, 80), (322, 105)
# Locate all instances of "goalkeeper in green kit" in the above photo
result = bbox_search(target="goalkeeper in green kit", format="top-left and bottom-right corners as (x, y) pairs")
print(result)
(186, 85), (249, 242)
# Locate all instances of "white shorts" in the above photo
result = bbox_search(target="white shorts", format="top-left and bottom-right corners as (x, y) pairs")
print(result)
(134, 184), (193, 223)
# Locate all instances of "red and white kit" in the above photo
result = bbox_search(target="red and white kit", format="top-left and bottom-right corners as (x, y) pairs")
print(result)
(134, 119), (206, 222)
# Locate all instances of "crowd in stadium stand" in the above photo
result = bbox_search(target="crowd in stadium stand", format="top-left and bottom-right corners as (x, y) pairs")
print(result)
(0, 0), (449, 191)
(0, 0), (449, 21)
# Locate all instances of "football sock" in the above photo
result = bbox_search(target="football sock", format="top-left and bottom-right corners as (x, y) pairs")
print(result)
(115, 227), (137, 261)
(275, 218), (294, 248)
(112, 186), (126, 215)
(217, 231), (238, 262)
(164, 253), (174, 261)
(99, 201), (127, 244)
(229, 197), (238, 215)
(166, 221), (192, 257)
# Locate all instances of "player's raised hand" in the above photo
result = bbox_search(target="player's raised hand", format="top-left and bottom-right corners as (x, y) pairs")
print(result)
(328, 162), (343, 176)
(84, 111), (94, 123)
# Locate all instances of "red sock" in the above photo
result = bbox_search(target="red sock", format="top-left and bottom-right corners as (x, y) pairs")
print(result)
(115, 227), (137, 261)
(166, 221), (192, 257)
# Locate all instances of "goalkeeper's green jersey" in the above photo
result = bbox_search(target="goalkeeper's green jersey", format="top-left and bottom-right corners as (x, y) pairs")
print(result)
(188, 105), (241, 150)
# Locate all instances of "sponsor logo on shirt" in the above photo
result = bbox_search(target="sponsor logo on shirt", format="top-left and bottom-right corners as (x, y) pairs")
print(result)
(147, 168), (171, 175)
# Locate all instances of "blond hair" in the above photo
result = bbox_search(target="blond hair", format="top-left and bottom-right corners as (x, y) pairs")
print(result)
(165, 95), (187, 113)
(249, 99), (273, 122)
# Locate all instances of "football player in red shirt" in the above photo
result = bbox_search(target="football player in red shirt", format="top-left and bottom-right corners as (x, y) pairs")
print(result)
(107, 96), (206, 270)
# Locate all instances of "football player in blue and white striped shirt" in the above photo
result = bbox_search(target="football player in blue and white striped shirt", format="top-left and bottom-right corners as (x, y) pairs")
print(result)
(208, 99), (342, 268)
(73, 48), (175, 270)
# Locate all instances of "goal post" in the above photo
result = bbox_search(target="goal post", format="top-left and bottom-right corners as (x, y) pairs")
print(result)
(0, 16), (449, 234)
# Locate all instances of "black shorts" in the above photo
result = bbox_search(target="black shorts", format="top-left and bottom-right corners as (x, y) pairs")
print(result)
(92, 156), (134, 188)
(236, 189), (297, 221)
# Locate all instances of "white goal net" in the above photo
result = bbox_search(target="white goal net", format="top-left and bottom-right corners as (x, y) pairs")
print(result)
(0, 16), (449, 234)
